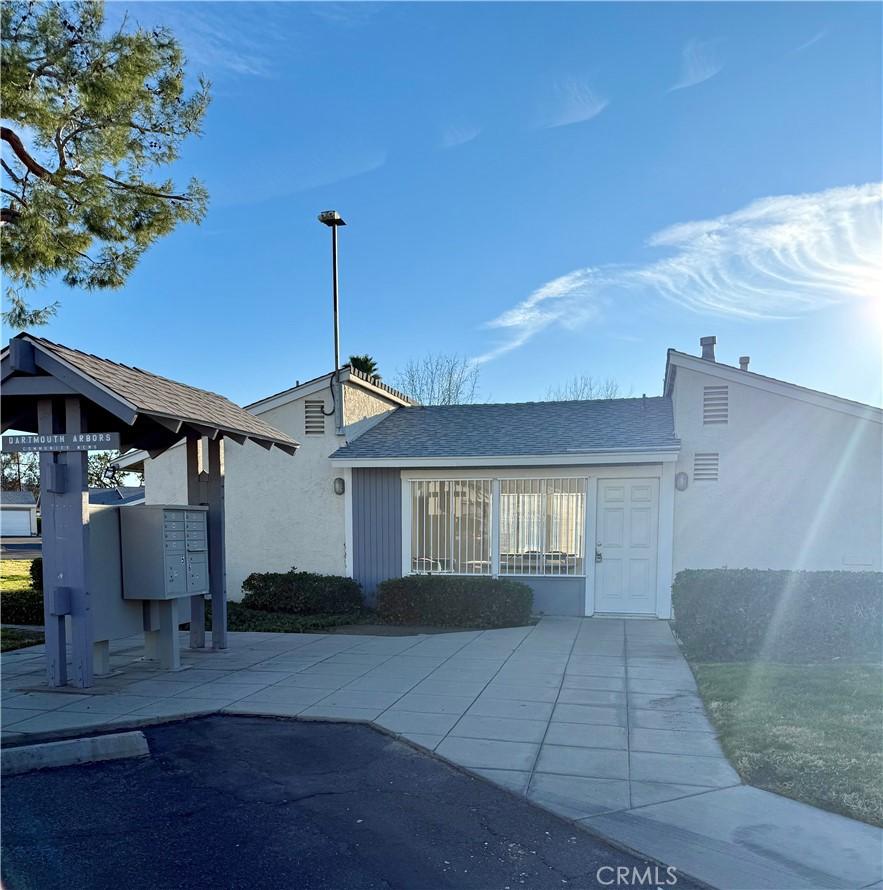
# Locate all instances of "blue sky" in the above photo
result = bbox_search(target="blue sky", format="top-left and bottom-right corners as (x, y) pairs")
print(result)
(11, 1), (883, 406)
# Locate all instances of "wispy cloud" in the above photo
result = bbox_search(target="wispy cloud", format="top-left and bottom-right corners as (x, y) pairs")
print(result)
(791, 30), (827, 54)
(669, 39), (723, 92)
(542, 78), (608, 129)
(108, 3), (286, 78)
(442, 124), (481, 149)
(474, 183), (883, 363)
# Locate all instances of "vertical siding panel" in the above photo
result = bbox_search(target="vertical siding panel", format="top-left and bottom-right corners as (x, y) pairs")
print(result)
(352, 468), (402, 603)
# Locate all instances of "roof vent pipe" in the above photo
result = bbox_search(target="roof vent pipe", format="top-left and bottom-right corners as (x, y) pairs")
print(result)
(739, 356), (750, 371)
(700, 336), (716, 361)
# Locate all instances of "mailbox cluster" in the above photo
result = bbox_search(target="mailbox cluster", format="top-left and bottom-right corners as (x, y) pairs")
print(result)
(79, 504), (211, 675)
(121, 506), (210, 600)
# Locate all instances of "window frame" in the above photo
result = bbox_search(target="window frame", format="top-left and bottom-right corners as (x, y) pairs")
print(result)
(404, 473), (589, 579)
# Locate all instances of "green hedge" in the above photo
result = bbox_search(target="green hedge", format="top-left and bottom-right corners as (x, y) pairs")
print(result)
(1, 588), (44, 625)
(672, 569), (883, 662)
(29, 557), (43, 591)
(205, 601), (372, 633)
(376, 575), (533, 629)
(241, 568), (363, 615)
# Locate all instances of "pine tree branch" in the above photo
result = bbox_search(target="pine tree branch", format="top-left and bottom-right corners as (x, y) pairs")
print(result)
(1, 127), (53, 180)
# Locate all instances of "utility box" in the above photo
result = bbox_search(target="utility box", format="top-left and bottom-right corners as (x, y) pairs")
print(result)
(120, 505), (210, 600)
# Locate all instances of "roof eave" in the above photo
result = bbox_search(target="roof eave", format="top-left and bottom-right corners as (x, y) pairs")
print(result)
(329, 447), (681, 468)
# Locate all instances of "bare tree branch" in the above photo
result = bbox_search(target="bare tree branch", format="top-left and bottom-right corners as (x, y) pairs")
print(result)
(545, 375), (627, 401)
(393, 354), (480, 405)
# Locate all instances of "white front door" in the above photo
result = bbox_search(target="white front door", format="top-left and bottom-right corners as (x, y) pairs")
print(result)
(594, 478), (659, 614)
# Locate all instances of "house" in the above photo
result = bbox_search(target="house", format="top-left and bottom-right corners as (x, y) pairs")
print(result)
(129, 337), (882, 618)
(120, 366), (414, 598)
(0, 490), (38, 537)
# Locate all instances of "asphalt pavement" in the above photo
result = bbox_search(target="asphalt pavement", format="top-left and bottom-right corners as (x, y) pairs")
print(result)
(1, 715), (698, 890)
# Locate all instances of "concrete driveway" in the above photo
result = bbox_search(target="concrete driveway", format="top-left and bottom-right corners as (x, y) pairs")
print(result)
(2, 617), (881, 890)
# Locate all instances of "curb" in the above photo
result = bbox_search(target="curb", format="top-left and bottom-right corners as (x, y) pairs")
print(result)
(1, 730), (149, 775)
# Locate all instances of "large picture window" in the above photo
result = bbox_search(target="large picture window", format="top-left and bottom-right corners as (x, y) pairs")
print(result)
(499, 478), (585, 576)
(410, 479), (492, 574)
(409, 476), (586, 577)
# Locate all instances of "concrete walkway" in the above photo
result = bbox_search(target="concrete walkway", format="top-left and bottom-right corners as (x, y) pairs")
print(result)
(2, 618), (881, 890)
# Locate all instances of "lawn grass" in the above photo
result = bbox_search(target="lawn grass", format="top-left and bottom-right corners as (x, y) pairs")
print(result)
(0, 559), (34, 594)
(691, 661), (883, 826)
(1, 627), (44, 652)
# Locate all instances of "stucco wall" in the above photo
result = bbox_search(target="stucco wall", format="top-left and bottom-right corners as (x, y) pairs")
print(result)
(142, 381), (404, 600)
(343, 383), (400, 440)
(144, 445), (187, 505)
(671, 363), (883, 573)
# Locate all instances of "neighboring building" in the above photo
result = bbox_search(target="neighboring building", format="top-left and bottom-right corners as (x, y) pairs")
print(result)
(88, 486), (145, 506)
(0, 490), (38, 536)
(121, 366), (413, 599)
(131, 338), (882, 617)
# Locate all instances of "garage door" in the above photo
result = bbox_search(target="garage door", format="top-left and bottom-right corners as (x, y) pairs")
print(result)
(0, 509), (32, 536)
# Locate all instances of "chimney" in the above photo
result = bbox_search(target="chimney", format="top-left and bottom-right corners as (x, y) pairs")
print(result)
(739, 356), (750, 371)
(700, 336), (716, 361)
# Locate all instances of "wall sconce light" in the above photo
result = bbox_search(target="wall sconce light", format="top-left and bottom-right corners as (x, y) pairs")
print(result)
(675, 472), (689, 491)
(333, 477), (346, 496)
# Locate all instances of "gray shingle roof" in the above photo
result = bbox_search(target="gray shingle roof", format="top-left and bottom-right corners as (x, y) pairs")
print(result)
(14, 335), (298, 452)
(331, 397), (679, 460)
(89, 487), (145, 505)
(1, 491), (36, 506)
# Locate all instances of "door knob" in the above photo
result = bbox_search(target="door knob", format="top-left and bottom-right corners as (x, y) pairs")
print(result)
(595, 546), (603, 563)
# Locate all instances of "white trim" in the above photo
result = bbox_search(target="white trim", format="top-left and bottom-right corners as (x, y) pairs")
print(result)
(343, 466), (354, 578)
(490, 479), (501, 576)
(334, 450), (679, 469)
(583, 477), (598, 616)
(401, 465), (665, 481)
(400, 480), (412, 577)
(656, 462), (675, 619)
(666, 351), (883, 422)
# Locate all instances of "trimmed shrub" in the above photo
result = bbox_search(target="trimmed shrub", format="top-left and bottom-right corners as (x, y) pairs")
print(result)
(1, 589), (44, 625)
(241, 568), (363, 615)
(29, 557), (43, 591)
(376, 575), (533, 629)
(204, 601), (373, 633)
(672, 569), (883, 663)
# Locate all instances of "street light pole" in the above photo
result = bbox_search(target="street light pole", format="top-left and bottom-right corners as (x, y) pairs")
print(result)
(318, 210), (347, 435)
(331, 220), (340, 377)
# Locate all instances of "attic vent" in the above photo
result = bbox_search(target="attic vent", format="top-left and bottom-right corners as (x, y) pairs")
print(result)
(703, 385), (728, 424)
(693, 452), (720, 481)
(304, 400), (326, 435)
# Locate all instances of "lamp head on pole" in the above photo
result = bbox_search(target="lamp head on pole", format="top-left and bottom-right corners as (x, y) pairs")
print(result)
(318, 210), (347, 227)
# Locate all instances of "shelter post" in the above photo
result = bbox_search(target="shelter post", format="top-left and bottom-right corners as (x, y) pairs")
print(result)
(186, 436), (206, 649)
(207, 437), (227, 650)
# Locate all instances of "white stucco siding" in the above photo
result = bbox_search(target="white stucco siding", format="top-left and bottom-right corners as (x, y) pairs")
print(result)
(672, 364), (883, 573)
(144, 445), (187, 505)
(224, 396), (347, 598)
(141, 381), (403, 600)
